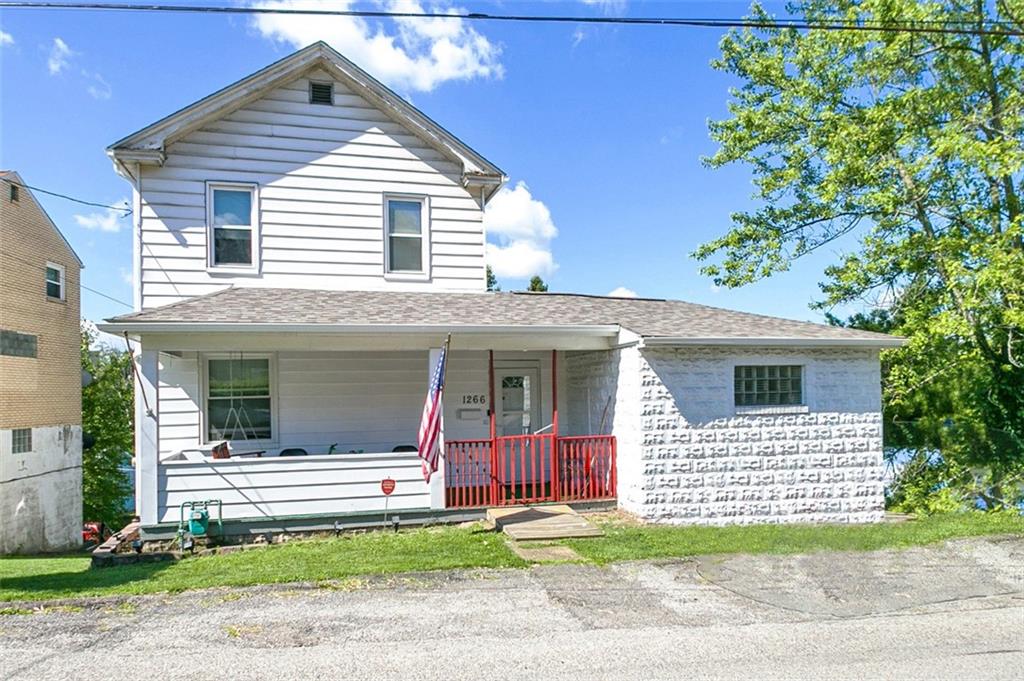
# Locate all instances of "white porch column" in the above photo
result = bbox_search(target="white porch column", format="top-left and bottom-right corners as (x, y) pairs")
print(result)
(427, 347), (446, 510)
(134, 348), (160, 526)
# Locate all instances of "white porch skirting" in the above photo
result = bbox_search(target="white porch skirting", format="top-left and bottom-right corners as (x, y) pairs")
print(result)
(158, 452), (428, 524)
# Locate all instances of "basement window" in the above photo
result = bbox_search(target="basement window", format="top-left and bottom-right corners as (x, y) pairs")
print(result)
(12, 428), (32, 454)
(734, 365), (803, 407)
(309, 81), (334, 105)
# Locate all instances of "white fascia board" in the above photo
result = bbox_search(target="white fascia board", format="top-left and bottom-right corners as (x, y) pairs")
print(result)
(640, 336), (906, 349)
(97, 322), (620, 336)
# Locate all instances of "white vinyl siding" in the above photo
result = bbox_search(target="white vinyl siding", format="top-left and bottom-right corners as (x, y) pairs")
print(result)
(137, 70), (485, 309)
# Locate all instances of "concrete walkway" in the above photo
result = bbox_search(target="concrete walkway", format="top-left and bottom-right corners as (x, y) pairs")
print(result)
(1, 536), (1021, 680)
(487, 504), (604, 540)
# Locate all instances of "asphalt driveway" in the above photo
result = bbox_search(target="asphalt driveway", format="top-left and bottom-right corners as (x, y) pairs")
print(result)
(2, 535), (1022, 680)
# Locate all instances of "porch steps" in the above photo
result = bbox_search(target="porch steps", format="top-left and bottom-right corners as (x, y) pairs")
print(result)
(486, 505), (604, 541)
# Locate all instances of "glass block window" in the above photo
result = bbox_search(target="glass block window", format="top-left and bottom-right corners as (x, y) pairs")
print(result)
(206, 357), (272, 441)
(734, 365), (803, 407)
(12, 428), (32, 454)
(0, 330), (38, 358)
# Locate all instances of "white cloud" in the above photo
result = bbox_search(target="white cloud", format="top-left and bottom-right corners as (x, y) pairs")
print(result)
(571, 28), (586, 48)
(249, 0), (503, 92)
(580, 0), (628, 15)
(82, 320), (125, 350)
(0, 31), (14, 47)
(74, 199), (129, 233)
(484, 181), (558, 278)
(607, 286), (637, 298)
(48, 37), (73, 75)
(119, 267), (133, 286)
(84, 70), (112, 100)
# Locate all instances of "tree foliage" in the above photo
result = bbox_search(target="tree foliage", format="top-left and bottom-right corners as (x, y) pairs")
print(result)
(81, 326), (134, 527)
(527, 275), (549, 292)
(699, 0), (1024, 510)
(486, 265), (501, 291)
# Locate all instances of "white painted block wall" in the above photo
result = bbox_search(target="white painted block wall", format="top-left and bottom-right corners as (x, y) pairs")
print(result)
(0, 425), (83, 553)
(567, 346), (886, 525)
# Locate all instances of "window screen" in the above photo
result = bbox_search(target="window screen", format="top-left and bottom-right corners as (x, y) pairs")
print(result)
(734, 365), (803, 407)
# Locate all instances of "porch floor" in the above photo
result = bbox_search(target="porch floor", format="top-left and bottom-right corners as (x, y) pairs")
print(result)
(486, 504), (604, 540)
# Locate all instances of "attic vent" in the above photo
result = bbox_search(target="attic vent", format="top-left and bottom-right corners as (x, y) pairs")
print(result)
(309, 82), (334, 105)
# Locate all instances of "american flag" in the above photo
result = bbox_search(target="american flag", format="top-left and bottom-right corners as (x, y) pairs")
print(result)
(417, 337), (450, 482)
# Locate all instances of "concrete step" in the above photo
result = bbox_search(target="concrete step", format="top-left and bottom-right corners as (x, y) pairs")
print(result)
(487, 505), (604, 540)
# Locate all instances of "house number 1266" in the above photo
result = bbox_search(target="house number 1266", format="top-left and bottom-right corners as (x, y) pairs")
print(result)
(461, 394), (486, 405)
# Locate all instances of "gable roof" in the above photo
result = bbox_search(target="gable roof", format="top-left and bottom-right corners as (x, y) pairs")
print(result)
(0, 171), (84, 268)
(107, 42), (505, 196)
(101, 288), (904, 348)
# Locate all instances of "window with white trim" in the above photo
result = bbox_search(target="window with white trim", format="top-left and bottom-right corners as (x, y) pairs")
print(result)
(12, 428), (32, 454)
(45, 263), (65, 300)
(384, 195), (429, 276)
(734, 365), (803, 407)
(207, 183), (258, 268)
(205, 356), (273, 442)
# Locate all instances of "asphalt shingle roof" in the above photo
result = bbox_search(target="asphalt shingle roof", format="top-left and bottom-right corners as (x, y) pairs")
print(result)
(106, 287), (900, 344)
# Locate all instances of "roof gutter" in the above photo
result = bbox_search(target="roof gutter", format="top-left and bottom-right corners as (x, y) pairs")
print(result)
(96, 322), (621, 336)
(639, 336), (906, 349)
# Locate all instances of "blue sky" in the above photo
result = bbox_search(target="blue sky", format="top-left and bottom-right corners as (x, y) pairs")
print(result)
(0, 0), (855, 328)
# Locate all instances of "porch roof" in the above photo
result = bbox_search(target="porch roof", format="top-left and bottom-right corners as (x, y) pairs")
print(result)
(101, 288), (904, 348)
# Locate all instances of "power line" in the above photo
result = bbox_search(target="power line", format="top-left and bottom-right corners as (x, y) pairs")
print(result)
(5, 180), (131, 215)
(0, 2), (1020, 37)
(1, 250), (134, 308)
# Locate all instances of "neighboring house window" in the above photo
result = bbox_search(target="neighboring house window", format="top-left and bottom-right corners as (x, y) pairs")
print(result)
(206, 356), (273, 442)
(207, 183), (258, 268)
(9, 183), (19, 202)
(12, 428), (32, 454)
(734, 365), (803, 407)
(384, 195), (429, 277)
(309, 81), (334, 105)
(0, 330), (38, 358)
(45, 263), (65, 300)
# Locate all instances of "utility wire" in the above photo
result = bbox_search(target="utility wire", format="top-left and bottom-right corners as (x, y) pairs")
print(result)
(0, 2), (1021, 37)
(1, 250), (134, 308)
(5, 180), (131, 215)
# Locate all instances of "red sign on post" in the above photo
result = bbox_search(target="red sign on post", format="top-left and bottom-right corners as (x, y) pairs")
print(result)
(381, 478), (396, 496)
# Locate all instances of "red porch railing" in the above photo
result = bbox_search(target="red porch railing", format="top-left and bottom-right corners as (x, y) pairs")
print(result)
(444, 434), (616, 509)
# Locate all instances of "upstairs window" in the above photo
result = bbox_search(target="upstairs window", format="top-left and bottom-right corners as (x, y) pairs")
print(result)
(734, 365), (803, 407)
(207, 183), (258, 269)
(9, 183), (19, 202)
(309, 81), (334, 105)
(45, 263), (65, 300)
(384, 195), (429, 278)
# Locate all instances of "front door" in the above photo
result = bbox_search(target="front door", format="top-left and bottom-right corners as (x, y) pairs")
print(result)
(495, 367), (541, 436)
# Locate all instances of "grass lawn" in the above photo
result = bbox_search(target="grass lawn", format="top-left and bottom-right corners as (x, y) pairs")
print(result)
(565, 511), (1024, 564)
(0, 525), (524, 603)
(2, 512), (1021, 604)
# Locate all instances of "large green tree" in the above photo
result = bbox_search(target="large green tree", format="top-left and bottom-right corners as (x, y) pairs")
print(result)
(81, 327), (134, 527)
(697, 0), (1024, 509)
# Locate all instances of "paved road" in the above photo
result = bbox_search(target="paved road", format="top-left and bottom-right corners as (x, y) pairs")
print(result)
(2, 536), (1022, 680)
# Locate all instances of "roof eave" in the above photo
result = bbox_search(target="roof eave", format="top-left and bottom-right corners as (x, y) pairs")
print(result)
(640, 336), (906, 349)
(97, 321), (621, 336)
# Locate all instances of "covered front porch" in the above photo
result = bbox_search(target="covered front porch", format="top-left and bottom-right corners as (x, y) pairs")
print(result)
(126, 328), (620, 528)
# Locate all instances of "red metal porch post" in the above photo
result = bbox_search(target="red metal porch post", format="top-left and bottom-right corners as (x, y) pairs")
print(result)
(488, 350), (498, 506)
(551, 349), (560, 501)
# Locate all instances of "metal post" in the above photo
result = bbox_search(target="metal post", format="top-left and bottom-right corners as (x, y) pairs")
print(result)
(488, 350), (497, 506)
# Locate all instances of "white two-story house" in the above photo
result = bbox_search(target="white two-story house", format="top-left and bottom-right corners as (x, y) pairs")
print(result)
(100, 42), (902, 538)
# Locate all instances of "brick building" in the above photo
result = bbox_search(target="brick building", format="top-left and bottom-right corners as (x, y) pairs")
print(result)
(0, 171), (83, 553)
